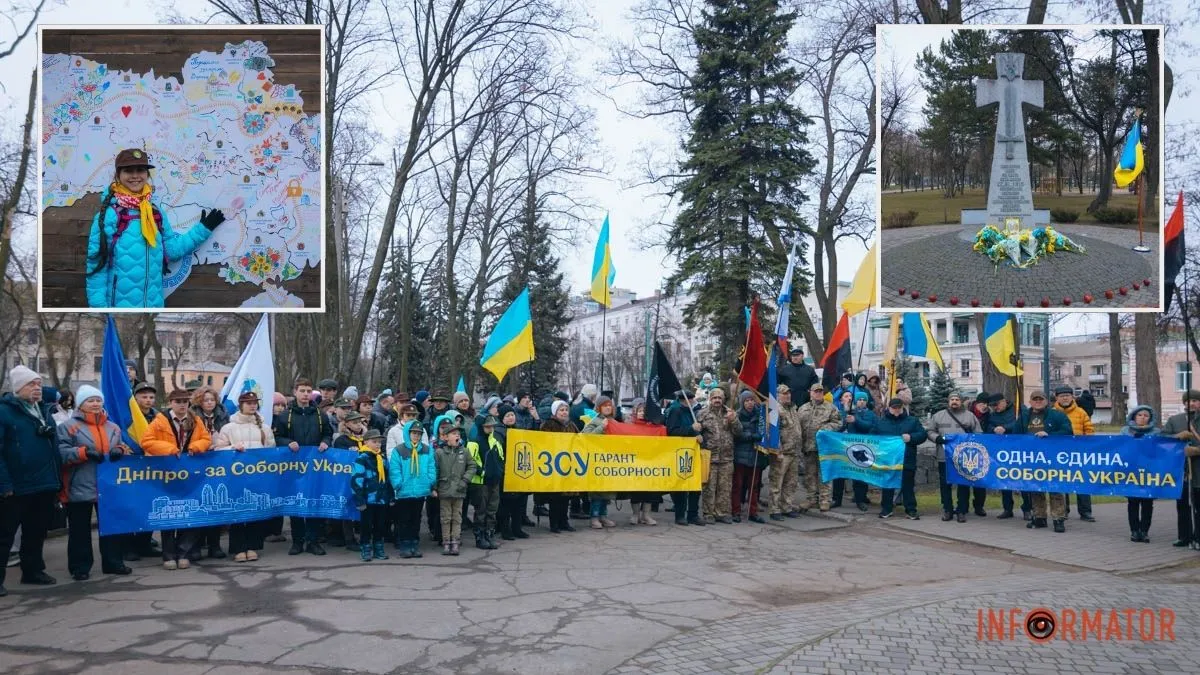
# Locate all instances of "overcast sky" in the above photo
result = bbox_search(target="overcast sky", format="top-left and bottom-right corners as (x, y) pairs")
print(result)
(4, 1), (1194, 340)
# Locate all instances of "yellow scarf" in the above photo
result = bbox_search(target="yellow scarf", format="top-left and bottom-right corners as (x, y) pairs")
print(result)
(111, 182), (158, 248)
(355, 438), (385, 482)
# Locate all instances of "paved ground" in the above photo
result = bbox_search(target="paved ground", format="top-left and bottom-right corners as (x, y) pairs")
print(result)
(881, 224), (1160, 310)
(1, 496), (1197, 674)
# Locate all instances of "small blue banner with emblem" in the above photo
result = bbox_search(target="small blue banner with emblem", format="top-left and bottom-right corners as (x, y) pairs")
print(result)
(816, 430), (906, 489)
(944, 434), (1186, 499)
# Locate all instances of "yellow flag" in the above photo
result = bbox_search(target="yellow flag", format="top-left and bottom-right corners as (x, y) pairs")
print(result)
(841, 242), (877, 316)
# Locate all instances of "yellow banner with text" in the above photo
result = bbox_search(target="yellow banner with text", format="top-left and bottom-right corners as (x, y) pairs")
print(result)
(504, 430), (703, 492)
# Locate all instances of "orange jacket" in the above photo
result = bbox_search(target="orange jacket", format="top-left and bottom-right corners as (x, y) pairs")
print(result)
(142, 412), (212, 456)
(1053, 401), (1094, 436)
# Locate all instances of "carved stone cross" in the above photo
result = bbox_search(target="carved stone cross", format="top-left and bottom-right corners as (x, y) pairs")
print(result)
(976, 53), (1044, 230)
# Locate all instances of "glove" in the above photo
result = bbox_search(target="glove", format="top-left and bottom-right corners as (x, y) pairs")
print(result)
(356, 504), (367, 512)
(199, 208), (226, 231)
(85, 449), (105, 463)
(108, 448), (125, 461)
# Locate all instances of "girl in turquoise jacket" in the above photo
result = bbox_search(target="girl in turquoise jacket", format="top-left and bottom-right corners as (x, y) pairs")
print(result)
(388, 420), (437, 558)
(85, 148), (224, 308)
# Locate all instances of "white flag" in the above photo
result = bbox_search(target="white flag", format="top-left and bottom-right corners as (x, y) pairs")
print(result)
(220, 314), (276, 429)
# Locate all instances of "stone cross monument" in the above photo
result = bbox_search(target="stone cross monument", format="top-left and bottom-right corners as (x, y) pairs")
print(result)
(976, 53), (1043, 231)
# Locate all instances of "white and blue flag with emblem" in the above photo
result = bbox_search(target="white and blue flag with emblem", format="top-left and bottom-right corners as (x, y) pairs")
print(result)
(220, 314), (275, 430)
(815, 430), (906, 489)
(774, 239), (798, 354)
(761, 344), (780, 451)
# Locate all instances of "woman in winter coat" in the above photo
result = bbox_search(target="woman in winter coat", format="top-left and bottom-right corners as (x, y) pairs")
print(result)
(582, 396), (619, 529)
(85, 149), (223, 308)
(212, 392), (275, 562)
(191, 386), (231, 559)
(57, 385), (132, 580)
(732, 391), (766, 524)
(389, 420), (437, 559)
(1121, 405), (1160, 543)
(541, 401), (578, 533)
(626, 399), (664, 525)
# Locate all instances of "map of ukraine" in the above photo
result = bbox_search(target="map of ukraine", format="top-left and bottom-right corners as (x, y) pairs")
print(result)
(41, 41), (321, 308)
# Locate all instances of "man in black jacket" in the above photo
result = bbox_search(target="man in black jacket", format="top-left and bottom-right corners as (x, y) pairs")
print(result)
(778, 347), (819, 406)
(1164, 390), (1200, 549)
(0, 366), (61, 594)
(667, 391), (705, 526)
(869, 397), (928, 520)
(987, 393), (1030, 521)
(273, 378), (333, 556)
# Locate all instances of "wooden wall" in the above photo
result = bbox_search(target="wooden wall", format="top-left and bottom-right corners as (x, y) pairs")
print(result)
(40, 29), (322, 309)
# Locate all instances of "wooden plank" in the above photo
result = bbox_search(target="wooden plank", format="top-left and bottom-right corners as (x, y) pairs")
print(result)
(40, 29), (322, 310)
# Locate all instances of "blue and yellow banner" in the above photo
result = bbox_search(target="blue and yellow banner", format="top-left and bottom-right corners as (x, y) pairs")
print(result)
(100, 316), (148, 451)
(503, 430), (702, 492)
(944, 434), (1185, 499)
(96, 447), (359, 536)
(816, 430), (906, 489)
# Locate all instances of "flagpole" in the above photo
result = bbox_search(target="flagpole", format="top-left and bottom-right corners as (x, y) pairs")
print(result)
(855, 307), (871, 368)
(599, 302), (608, 393)
(1133, 172), (1150, 252)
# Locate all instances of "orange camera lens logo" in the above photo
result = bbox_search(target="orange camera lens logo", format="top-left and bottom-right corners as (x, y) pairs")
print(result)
(978, 608), (1176, 642)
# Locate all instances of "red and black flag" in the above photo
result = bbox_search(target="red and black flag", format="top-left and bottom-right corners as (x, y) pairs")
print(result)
(645, 341), (684, 424)
(820, 311), (852, 394)
(1165, 191), (1186, 312)
(736, 301), (769, 394)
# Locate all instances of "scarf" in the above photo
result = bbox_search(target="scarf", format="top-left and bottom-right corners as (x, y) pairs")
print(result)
(111, 182), (158, 247)
(358, 443), (385, 483)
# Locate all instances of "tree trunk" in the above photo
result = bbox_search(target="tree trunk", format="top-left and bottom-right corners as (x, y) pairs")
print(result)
(1134, 313), (1160, 413)
(0, 70), (36, 281)
(1108, 314), (1126, 423)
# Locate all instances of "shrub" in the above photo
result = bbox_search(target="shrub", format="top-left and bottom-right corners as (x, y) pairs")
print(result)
(884, 210), (919, 228)
(1050, 208), (1079, 223)
(1092, 207), (1137, 224)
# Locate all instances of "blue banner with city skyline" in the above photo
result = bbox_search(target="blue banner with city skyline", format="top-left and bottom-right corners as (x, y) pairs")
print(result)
(944, 434), (1186, 499)
(95, 447), (359, 536)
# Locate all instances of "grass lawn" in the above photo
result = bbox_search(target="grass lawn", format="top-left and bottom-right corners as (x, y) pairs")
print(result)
(908, 488), (1125, 515)
(881, 188), (1155, 227)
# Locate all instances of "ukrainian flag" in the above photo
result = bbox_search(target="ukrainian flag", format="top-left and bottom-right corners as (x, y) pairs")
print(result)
(983, 314), (1023, 377)
(901, 313), (943, 370)
(590, 215), (616, 307)
(100, 316), (148, 450)
(480, 288), (535, 383)
(1113, 120), (1143, 189)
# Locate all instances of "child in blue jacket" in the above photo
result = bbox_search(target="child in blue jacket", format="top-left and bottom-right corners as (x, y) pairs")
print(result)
(388, 420), (437, 558)
(351, 429), (391, 561)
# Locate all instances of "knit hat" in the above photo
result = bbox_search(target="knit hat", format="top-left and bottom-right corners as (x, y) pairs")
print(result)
(453, 391), (471, 405)
(975, 392), (990, 404)
(854, 391), (869, 401)
(595, 395), (614, 411)
(379, 388), (393, 397)
(631, 397), (646, 409)
(948, 391), (964, 400)
(553, 390), (571, 402)
(551, 400), (569, 417)
(738, 390), (756, 404)
(273, 392), (286, 406)
(483, 395), (502, 413)
(497, 403), (516, 420)
(8, 365), (42, 394)
(1185, 389), (1200, 402)
(580, 383), (598, 401)
(124, 359), (137, 369)
(414, 390), (430, 403)
(75, 384), (104, 405)
(342, 386), (359, 400)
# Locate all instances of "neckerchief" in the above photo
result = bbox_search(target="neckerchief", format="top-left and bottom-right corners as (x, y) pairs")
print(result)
(111, 182), (158, 247)
(359, 443), (385, 483)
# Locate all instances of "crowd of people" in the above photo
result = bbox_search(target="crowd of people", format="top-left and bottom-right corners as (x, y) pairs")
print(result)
(1, 356), (1198, 596)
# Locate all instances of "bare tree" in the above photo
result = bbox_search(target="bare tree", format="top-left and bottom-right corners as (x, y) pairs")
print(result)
(0, 0), (47, 62)
(1108, 313), (1127, 422)
(0, 71), (35, 282)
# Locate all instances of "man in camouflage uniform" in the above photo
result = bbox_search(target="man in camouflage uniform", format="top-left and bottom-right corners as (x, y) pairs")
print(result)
(697, 388), (740, 524)
(770, 384), (804, 520)
(797, 381), (840, 512)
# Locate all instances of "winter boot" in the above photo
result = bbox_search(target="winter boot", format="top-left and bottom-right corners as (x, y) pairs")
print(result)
(474, 528), (488, 549)
(630, 505), (642, 526)
(641, 503), (657, 526)
(485, 529), (500, 549)
(512, 515), (530, 538)
(373, 541), (389, 560)
(441, 540), (453, 555)
(500, 523), (516, 541)
(410, 540), (423, 558)
(360, 543), (372, 562)
(449, 539), (461, 556)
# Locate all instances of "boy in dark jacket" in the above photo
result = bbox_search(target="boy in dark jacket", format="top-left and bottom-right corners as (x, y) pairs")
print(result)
(273, 378), (333, 555)
(988, 392), (1030, 521)
(351, 429), (391, 561)
(666, 391), (704, 526)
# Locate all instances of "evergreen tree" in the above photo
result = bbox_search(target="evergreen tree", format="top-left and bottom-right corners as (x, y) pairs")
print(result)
(666, 0), (815, 374)
(492, 180), (571, 395)
(895, 354), (930, 418)
(926, 365), (958, 414)
(377, 253), (435, 392)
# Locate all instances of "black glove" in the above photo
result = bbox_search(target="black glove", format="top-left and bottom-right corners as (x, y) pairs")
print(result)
(200, 208), (226, 231)
(85, 449), (105, 463)
(109, 448), (125, 461)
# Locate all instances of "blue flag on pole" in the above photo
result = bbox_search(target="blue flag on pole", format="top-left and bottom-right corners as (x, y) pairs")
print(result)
(816, 430), (906, 489)
(100, 316), (148, 451)
(761, 344), (780, 450)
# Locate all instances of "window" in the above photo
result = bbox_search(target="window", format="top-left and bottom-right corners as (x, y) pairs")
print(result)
(1073, 365), (1082, 377)
(953, 322), (970, 344)
(1021, 323), (1042, 347)
(1091, 386), (1106, 398)
(1178, 363), (1194, 392)
(960, 359), (970, 379)
(24, 328), (37, 345)
(1053, 367), (1062, 380)
(93, 356), (103, 374)
(147, 358), (157, 372)
(206, 376), (213, 386)
(1121, 363), (1129, 375)
(1090, 365), (1106, 375)
(182, 334), (192, 350)
(213, 333), (226, 350)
